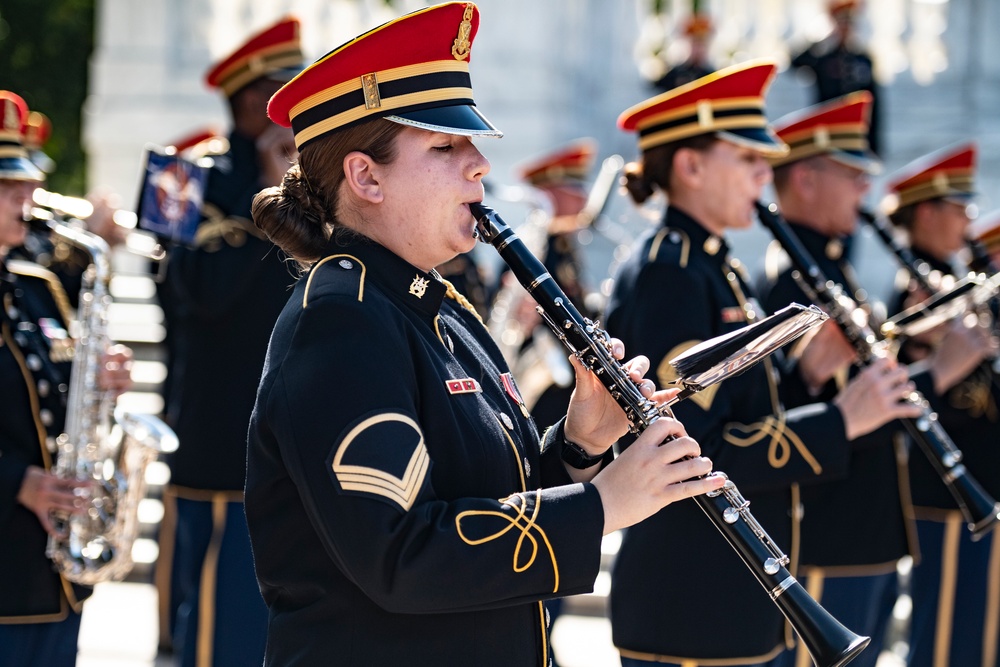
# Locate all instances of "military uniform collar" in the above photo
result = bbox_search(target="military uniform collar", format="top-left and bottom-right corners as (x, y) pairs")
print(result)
(322, 236), (446, 316)
(783, 220), (853, 262)
(664, 206), (729, 264)
(909, 244), (955, 276)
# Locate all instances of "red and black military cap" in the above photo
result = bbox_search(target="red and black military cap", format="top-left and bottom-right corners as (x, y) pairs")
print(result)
(882, 142), (977, 214)
(770, 91), (879, 173)
(515, 138), (597, 189)
(0, 91), (44, 182)
(205, 16), (305, 98)
(268, 2), (502, 151)
(617, 60), (788, 157)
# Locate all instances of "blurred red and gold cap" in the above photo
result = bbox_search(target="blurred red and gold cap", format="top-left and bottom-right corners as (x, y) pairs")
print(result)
(515, 138), (597, 189)
(617, 60), (787, 156)
(205, 16), (305, 98)
(268, 2), (501, 152)
(970, 208), (1000, 254)
(770, 91), (879, 172)
(0, 91), (44, 181)
(883, 142), (977, 214)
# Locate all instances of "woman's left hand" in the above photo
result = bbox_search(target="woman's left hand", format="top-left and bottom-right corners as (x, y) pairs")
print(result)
(563, 339), (680, 456)
(98, 344), (134, 396)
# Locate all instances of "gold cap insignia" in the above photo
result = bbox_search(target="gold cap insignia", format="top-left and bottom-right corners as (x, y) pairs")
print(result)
(3, 100), (17, 132)
(409, 275), (430, 298)
(361, 72), (381, 110)
(451, 4), (474, 61)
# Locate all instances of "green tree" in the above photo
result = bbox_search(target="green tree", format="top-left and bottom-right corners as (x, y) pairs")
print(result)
(0, 0), (95, 194)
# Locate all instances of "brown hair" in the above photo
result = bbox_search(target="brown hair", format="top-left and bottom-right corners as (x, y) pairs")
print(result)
(252, 119), (406, 268)
(622, 134), (717, 204)
(888, 203), (917, 229)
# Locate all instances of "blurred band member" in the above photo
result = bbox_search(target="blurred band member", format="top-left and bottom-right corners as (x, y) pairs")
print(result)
(154, 17), (304, 667)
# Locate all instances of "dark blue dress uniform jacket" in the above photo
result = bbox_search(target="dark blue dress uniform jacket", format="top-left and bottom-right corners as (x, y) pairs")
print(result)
(245, 237), (606, 667)
(0, 260), (90, 621)
(756, 222), (917, 572)
(159, 130), (293, 492)
(605, 207), (852, 663)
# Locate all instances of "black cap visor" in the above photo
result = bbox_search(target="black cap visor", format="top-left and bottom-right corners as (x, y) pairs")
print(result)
(388, 104), (503, 138)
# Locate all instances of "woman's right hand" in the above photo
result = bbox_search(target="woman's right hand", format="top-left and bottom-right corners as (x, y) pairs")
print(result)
(590, 418), (723, 535)
(16, 465), (85, 537)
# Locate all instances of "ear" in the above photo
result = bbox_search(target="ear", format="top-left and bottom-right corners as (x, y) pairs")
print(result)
(672, 147), (704, 190)
(342, 151), (383, 204)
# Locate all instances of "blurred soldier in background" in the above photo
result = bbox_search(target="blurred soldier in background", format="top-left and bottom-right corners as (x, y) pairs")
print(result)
(758, 92), (914, 667)
(490, 138), (599, 665)
(606, 61), (920, 667)
(791, 0), (882, 156)
(0, 89), (132, 667)
(153, 17), (303, 667)
(882, 144), (1000, 667)
(491, 138), (597, 431)
(652, 13), (715, 93)
(12, 110), (125, 305)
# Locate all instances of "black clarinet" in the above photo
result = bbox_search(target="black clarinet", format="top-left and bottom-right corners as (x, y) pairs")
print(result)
(471, 202), (870, 667)
(858, 209), (937, 294)
(756, 201), (1000, 541)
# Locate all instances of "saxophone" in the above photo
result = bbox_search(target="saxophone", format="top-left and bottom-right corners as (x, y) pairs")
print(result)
(45, 220), (179, 585)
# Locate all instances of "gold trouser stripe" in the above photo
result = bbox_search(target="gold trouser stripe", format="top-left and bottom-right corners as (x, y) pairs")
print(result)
(156, 489), (179, 649)
(934, 514), (963, 667)
(196, 498), (228, 667)
(538, 600), (549, 667)
(983, 530), (1000, 667)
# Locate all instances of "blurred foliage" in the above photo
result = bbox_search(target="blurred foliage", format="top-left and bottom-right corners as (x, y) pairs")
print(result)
(0, 0), (95, 195)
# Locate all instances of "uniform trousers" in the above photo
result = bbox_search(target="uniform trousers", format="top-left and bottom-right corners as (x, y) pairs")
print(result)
(907, 515), (1000, 667)
(163, 492), (268, 667)
(0, 609), (82, 667)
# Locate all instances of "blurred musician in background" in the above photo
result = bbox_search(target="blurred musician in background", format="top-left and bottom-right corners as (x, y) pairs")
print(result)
(757, 92), (927, 667)
(651, 13), (716, 93)
(490, 138), (599, 664)
(12, 110), (125, 305)
(492, 138), (597, 429)
(604, 62), (922, 667)
(881, 144), (1000, 667)
(970, 208), (1000, 268)
(791, 0), (882, 156)
(153, 17), (304, 667)
(0, 89), (132, 667)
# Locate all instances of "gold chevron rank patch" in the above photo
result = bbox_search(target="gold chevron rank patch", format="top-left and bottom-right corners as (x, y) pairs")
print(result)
(332, 413), (430, 511)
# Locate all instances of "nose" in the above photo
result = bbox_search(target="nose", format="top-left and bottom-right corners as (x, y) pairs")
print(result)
(757, 157), (773, 186)
(466, 142), (491, 181)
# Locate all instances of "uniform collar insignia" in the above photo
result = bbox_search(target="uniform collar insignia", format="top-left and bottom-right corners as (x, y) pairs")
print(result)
(826, 238), (843, 260)
(409, 275), (430, 298)
(703, 235), (722, 255)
